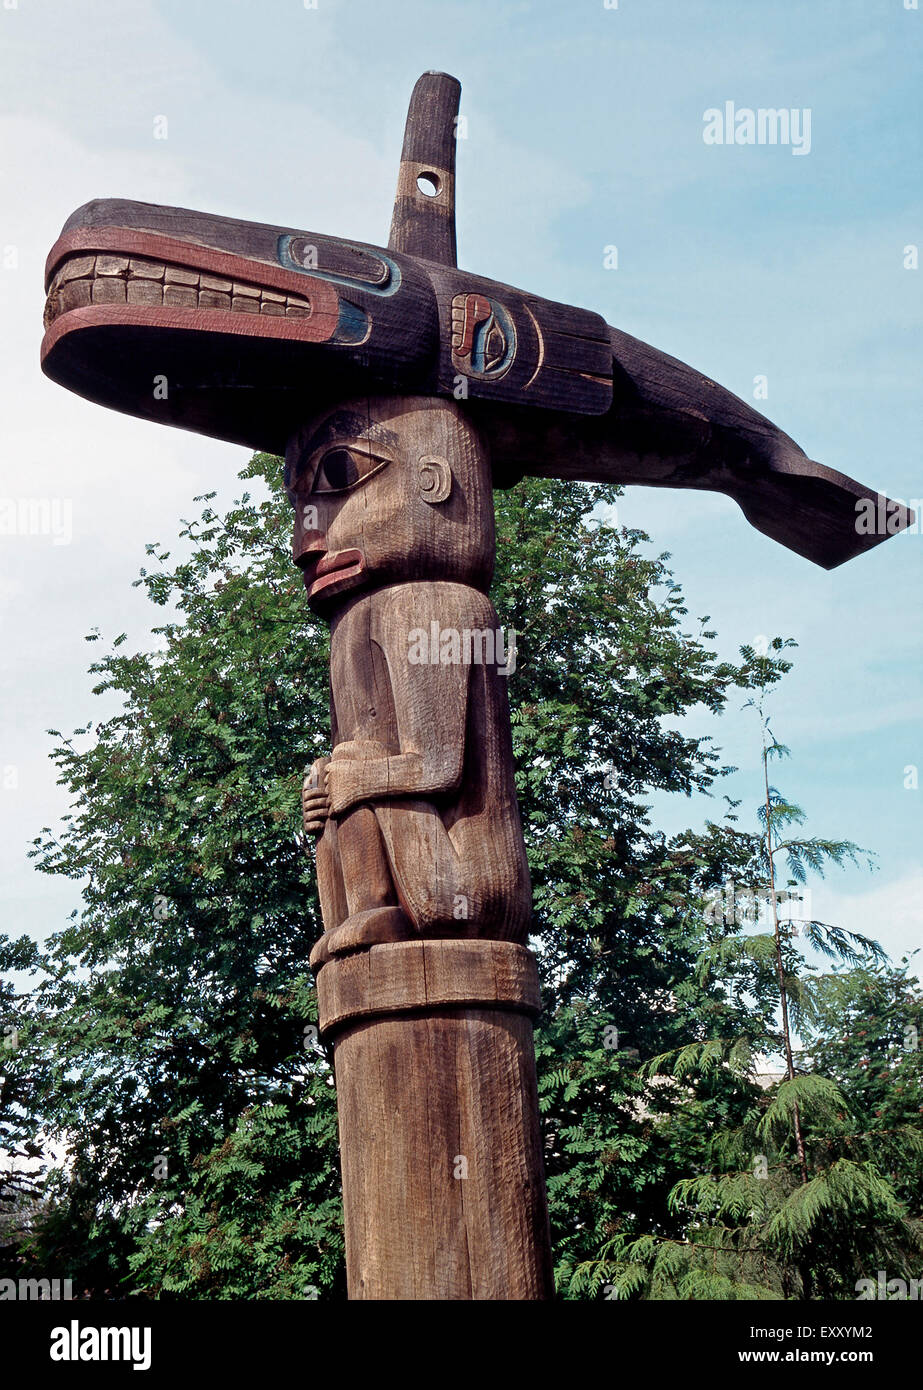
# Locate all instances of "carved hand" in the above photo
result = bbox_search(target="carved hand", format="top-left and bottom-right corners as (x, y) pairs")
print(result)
(325, 737), (464, 817)
(302, 757), (331, 837)
(325, 740), (388, 817)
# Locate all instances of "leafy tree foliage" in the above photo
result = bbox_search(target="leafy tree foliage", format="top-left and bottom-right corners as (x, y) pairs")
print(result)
(14, 460), (341, 1297)
(566, 673), (922, 1299)
(801, 959), (923, 1214)
(0, 932), (43, 1245)
(2, 458), (915, 1299)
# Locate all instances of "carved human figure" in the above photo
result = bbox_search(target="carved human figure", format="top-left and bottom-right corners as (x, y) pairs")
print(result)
(285, 396), (531, 966)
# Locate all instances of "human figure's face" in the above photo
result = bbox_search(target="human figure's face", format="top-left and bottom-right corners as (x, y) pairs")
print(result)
(286, 396), (495, 612)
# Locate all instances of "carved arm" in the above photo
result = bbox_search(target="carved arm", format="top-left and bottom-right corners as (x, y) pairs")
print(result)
(327, 597), (472, 815)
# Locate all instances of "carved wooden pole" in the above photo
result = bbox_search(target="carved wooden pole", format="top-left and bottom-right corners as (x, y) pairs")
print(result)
(291, 391), (554, 1300)
(41, 68), (912, 1306)
(316, 944), (550, 1300)
(285, 76), (555, 1298)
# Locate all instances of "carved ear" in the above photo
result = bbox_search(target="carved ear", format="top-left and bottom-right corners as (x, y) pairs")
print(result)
(417, 455), (452, 504)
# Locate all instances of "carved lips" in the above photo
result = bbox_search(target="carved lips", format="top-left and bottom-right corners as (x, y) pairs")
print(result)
(298, 547), (366, 602)
(42, 227), (340, 346)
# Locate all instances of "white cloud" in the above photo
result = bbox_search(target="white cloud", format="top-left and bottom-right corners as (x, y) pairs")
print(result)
(810, 873), (923, 972)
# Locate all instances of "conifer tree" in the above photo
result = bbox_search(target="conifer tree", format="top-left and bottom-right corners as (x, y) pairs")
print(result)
(568, 661), (922, 1299)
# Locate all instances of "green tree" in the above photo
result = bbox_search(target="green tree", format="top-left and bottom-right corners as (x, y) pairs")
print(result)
(801, 959), (923, 1214)
(0, 932), (43, 1247)
(18, 459), (342, 1297)
(3, 460), (822, 1297)
(568, 672), (922, 1299)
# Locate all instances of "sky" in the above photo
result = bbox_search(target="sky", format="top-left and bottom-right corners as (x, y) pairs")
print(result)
(0, 0), (920, 974)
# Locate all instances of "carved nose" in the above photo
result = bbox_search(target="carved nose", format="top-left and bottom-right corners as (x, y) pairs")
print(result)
(293, 529), (327, 568)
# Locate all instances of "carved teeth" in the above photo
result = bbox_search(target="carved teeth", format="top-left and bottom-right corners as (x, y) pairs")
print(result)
(61, 280), (92, 311)
(129, 258), (165, 280)
(92, 278), (126, 304)
(44, 252), (313, 326)
(127, 280), (163, 306)
(163, 284), (197, 308)
(60, 255), (96, 282)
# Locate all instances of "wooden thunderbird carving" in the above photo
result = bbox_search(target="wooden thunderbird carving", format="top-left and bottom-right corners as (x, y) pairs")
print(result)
(41, 72), (911, 1301)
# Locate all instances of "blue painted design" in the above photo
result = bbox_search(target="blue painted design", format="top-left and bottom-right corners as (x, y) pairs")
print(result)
(471, 300), (516, 376)
(334, 300), (371, 345)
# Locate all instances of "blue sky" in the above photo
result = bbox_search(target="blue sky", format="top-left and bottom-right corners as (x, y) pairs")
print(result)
(1, 0), (920, 967)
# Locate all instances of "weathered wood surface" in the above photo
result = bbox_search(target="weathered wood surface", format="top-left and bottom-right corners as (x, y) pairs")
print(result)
(288, 396), (530, 966)
(470, 323), (917, 570)
(42, 193), (910, 565)
(388, 71), (460, 266)
(315, 938), (541, 1033)
(39, 71), (911, 567)
(321, 938), (552, 1301)
(292, 393), (549, 1298)
(39, 66), (915, 1306)
(286, 76), (553, 1296)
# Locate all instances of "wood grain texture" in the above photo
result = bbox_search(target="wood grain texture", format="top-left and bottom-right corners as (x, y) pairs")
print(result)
(289, 396), (531, 966)
(324, 939), (552, 1300)
(388, 71), (460, 267)
(41, 76), (911, 567)
(316, 938), (541, 1035)
(468, 317), (917, 569)
(292, 392), (551, 1298)
(427, 263), (613, 415)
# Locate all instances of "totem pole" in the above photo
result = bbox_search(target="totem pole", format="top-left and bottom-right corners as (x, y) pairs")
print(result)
(41, 73), (910, 1300)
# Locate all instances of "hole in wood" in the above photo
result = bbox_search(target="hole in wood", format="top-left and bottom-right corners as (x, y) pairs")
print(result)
(416, 171), (441, 197)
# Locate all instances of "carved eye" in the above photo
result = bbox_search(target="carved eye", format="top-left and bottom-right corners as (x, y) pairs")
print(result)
(312, 446), (390, 494)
